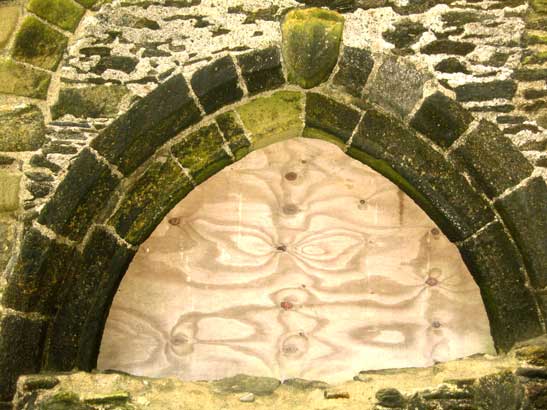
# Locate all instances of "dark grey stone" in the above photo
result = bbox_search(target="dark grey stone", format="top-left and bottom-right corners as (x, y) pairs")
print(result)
(333, 46), (374, 97)
(236, 47), (285, 94)
(421, 39), (476, 55)
(455, 80), (517, 102)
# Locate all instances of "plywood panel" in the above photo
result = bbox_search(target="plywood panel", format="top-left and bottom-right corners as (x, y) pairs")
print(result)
(98, 138), (494, 383)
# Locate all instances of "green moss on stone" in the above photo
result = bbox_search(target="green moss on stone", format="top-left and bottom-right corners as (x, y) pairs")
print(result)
(0, 171), (21, 212)
(531, 0), (547, 12)
(215, 111), (250, 160)
(73, 0), (97, 8)
(51, 85), (128, 119)
(0, 5), (20, 49)
(39, 391), (92, 410)
(83, 391), (130, 405)
(236, 91), (303, 150)
(522, 51), (547, 65)
(27, 0), (85, 32)
(0, 58), (51, 99)
(11, 16), (68, 70)
(281, 8), (344, 89)
(0, 105), (46, 151)
(109, 157), (193, 245)
(524, 31), (547, 45)
(172, 123), (232, 184)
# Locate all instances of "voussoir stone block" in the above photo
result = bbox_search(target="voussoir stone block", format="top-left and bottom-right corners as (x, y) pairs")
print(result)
(172, 123), (232, 185)
(349, 108), (494, 242)
(281, 8), (344, 89)
(0, 58), (51, 99)
(495, 177), (547, 289)
(236, 91), (303, 150)
(215, 111), (250, 160)
(332, 46), (374, 97)
(303, 92), (361, 147)
(0, 105), (46, 152)
(366, 55), (430, 118)
(38, 148), (120, 241)
(44, 227), (135, 371)
(51, 85), (128, 119)
(91, 74), (201, 175)
(0, 312), (47, 401)
(109, 157), (193, 245)
(458, 221), (543, 352)
(236, 47), (285, 95)
(190, 55), (243, 114)
(26, 0), (85, 32)
(410, 92), (473, 148)
(452, 120), (534, 198)
(11, 16), (68, 71)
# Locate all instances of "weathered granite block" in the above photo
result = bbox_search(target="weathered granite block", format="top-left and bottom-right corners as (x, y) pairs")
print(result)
(172, 123), (232, 184)
(332, 46), (374, 97)
(190, 56), (243, 114)
(303, 92), (361, 147)
(410, 92), (473, 148)
(109, 157), (193, 245)
(0, 105), (46, 152)
(452, 120), (533, 198)
(459, 222), (543, 351)
(91, 74), (201, 175)
(236, 47), (285, 95)
(215, 111), (250, 160)
(38, 148), (120, 241)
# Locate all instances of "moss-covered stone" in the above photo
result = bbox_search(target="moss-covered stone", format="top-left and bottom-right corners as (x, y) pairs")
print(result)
(23, 375), (60, 391)
(236, 47), (285, 95)
(530, 0), (547, 14)
(0, 5), (19, 49)
(452, 120), (533, 198)
(459, 222), (543, 351)
(332, 46), (374, 97)
(455, 80), (517, 102)
(38, 148), (120, 241)
(350, 108), (494, 242)
(215, 111), (250, 160)
(410, 92), (473, 148)
(109, 157), (193, 245)
(515, 344), (547, 367)
(38, 391), (92, 409)
(0, 58), (51, 99)
(27, 0), (85, 32)
(236, 91), (303, 150)
(172, 123), (232, 184)
(303, 92), (361, 148)
(495, 177), (547, 290)
(11, 16), (68, 70)
(366, 56), (429, 118)
(51, 85), (127, 119)
(73, 0), (97, 8)
(190, 55), (243, 114)
(91, 74), (201, 176)
(212, 374), (280, 396)
(421, 39), (476, 55)
(375, 388), (406, 408)
(0, 171), (20, 212)
(0, 105), (46, 151)
(474, 371), (525, 410)
(512, 68), (547, 81)
(281, 8), (344, 89)
(83, 391), (130, 405)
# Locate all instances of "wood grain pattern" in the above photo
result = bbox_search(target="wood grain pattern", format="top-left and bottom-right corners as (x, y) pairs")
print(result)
(98, 138), (494, 383)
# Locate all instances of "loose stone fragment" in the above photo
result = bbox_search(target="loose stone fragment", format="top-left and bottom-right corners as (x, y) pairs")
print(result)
(239, 393), (255, 403)
(324, 390), (350, 399)
(282, 8), (344, 88)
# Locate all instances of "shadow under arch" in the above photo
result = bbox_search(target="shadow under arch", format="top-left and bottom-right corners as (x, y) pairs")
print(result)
(1, 46), (546, 402)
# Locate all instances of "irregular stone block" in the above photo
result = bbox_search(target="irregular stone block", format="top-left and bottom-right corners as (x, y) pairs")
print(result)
(421, 39), (476, 55)
(26, 0), (85, 32)
(495, 177), (547, 289)
(332, 46), (374, 97)
(91, 55), (138, 75)
(366, 56), (429, 118)
(349, 109), (494, 242)
(459, 222), (543, 351)
(434, 57), (468, 73)
(236, 47), (285, 95)
(0, 105), (46, 152)
(236, 91), (303, 149)
(11, 16), (68, 70)
(44, 227), (135, 371)
(190, 55), (243, 114)
(0, 58), (51, 99)
(382, 19), (425, 49)
(109, 157), (193, 245)
(282, 8), (344, 89)
(212, 374), (280, 396)
(452, 120), (533, 198)
(38, 148), (120, 241)
(0, 171), (20, 212)
(172, 123), (232, 184)
(376, 388), (406, 408)
(513, 68), (547, 82)
(455, 80), (517, 102)
(411, 92), (473, 148)
(474, 371), (525, 410)
(0, 313), (46, 401)
(0, 5), (19, 49)
(215, 111), (250, 160)
(91, 74), (201, 175)
(303, 92), (361, 147)
(51, 85), (128, 119)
